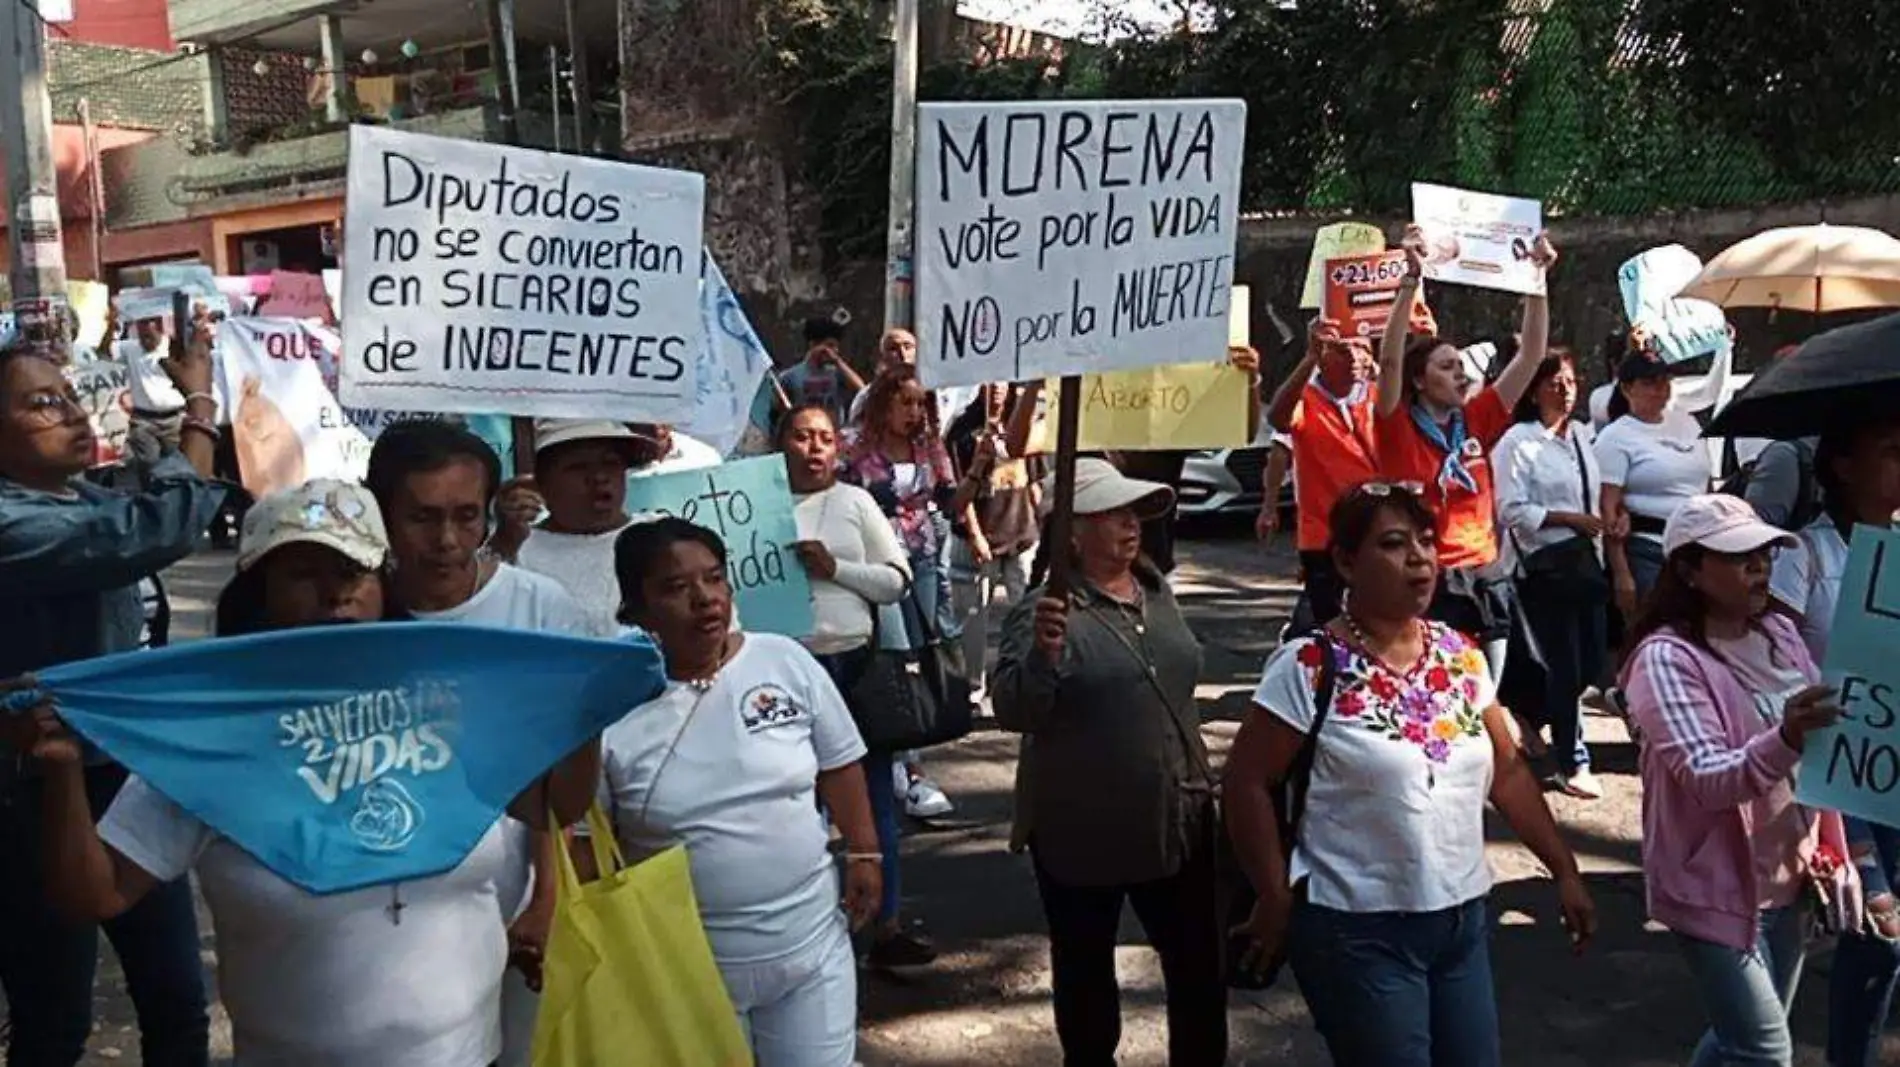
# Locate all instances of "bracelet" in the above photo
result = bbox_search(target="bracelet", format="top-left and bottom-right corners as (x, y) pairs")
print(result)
(180, 416), (221, 442)
(184, 392), (218, 407)
(845, 852), (882, 864)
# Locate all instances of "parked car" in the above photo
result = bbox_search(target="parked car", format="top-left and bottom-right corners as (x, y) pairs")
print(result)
(1178, 445), (1293, 519)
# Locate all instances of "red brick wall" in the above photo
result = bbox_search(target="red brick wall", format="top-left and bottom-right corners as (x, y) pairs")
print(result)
(62, 0), (173, 51)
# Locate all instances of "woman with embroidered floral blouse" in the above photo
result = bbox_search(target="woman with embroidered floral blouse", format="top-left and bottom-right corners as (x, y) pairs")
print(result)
(1224, 482), (1594, 1067)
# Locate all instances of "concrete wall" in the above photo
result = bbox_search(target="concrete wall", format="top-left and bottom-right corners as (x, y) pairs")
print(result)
(780, 195), (1900, 385)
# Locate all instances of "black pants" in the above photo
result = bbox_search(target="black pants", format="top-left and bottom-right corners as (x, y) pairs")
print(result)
(1031, 841), (1227, 1067)
(0, 763), (210, 1067)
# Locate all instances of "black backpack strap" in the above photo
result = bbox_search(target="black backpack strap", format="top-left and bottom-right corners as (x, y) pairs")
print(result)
(1278, 637), (1338, 847)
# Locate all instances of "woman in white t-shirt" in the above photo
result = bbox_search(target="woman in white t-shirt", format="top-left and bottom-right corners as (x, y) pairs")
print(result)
(16, 479), (562, 1067)
(1767, 419), (1900, 1067)
(595, 518), (881, 1067)
(1223, 483), (1592, 1066)
(1596, 349), (1712, 621)
(780, 404), (938, 968)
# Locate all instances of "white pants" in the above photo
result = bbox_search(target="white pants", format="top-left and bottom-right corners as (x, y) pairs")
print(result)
(721, 915), (859, 1067)
(950, 541), (1033, 689)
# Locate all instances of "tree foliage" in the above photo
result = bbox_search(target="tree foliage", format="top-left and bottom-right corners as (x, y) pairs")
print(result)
(758, 0), (1900, 264)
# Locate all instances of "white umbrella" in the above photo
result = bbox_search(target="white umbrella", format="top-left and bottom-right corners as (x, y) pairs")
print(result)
(1679, 224), (1900, 313)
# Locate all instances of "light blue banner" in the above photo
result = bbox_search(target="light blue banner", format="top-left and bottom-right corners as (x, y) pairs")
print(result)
(624, 455), (814, 637)
(1617, 245), (1730, 365)
(1798, 525), (1900, 823)
(684, 254), (773, 458)
(24, 623), (665, 894)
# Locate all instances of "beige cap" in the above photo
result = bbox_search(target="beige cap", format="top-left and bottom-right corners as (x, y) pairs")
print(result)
(1041, 457), (1174, 520)
(237, 479), (389, 573)
(1662, 494), (1799, 557)
(533, 419), (638, 455)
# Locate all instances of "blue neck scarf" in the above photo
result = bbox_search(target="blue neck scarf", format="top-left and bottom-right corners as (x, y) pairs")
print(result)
(13, 623), (665, 894)
(1409, 402), (1480, 496)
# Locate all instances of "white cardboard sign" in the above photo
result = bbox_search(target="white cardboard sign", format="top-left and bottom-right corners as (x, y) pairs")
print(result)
(339, 126), (705, 422)
(1410, 182), (1547, 296)
(915, 99), (1246, 389)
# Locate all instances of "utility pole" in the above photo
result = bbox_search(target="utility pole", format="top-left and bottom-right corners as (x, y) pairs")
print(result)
(882, 0), (919, 333)
(0, 0), (71, 356)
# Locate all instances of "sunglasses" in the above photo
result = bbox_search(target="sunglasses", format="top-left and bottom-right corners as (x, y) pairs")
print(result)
(1353, 481), (1426, 498)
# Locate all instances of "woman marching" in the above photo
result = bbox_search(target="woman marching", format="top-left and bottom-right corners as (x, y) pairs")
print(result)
(1374, 227), (1561, 679)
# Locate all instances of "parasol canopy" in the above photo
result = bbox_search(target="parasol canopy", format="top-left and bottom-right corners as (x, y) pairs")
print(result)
(1705, 312), (1900, 439)
(1680, 225), (1900, 313)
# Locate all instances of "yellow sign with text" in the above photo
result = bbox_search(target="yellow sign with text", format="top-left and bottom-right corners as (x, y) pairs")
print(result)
(1030, 362), (1252, 453)
(1300, 221), (1387, 309)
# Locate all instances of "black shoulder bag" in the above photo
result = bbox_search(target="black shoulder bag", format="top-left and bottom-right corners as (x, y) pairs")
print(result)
(1514, 427), (1610, 601)
(1222, 638), (1337, 990)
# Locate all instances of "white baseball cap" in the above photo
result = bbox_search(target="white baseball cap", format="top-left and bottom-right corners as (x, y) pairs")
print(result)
(1041, 457), (1174, 520)
(237, 479), (388, 573)
(533, 419), (638, 456)
(1662, 494), (1799, 557)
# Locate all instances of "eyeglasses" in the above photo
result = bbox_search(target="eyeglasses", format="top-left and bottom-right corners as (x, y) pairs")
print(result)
(17, 391), (84, 428)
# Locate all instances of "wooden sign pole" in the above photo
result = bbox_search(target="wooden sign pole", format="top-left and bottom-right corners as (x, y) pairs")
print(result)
(1044, 373), (1084, 599)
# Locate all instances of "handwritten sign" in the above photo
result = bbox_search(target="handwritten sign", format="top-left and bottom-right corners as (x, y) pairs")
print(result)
(914, 99), (1246, 389)
(1300, 222), (1386, 309)
(1799, 526), (1900, 825)
(258, 271), (333, 321)
(623, 457), (813, 637)
(1029, 362), (1251, 452)
(1323, 250), (1414, 341)
(219, 319), (371, 500)
(1410, 183), (1546, 296)
(1618, 245), (1729, 365)
(66, 360), (130, 466)
(338, 126), (705, 423)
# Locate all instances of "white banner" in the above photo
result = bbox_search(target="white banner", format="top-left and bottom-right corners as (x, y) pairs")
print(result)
(339, 126), (705, 423)
(1410, 183), (1547, 296)
(682, 254), (772, 458)
(66, 360), (131, 467)
(219, 319), (373, 501)
(915, 99), (1246, 389)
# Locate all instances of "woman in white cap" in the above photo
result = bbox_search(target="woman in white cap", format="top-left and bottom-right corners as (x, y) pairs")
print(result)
(993, 457), (1226, 1066)
(512, 418), (652, 636)
(12, 479), (565, 1067)
(1622, 493), (1854, 1066)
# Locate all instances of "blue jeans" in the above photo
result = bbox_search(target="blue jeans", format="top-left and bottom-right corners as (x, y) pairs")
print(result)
(811, 648), (902, 926)
(910, 543), (960, 642)
(1676, 905), (1806, 1067)
(1829, 818), (1900, 1067)
(1627, 536), (1667, 605)
(1287, 896), (1500, 1067)
(0, 763), (210, 1067)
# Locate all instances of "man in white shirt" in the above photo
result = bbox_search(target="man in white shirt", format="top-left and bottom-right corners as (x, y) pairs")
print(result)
(115, 317), (187, 448)
(515, 420), (656, 635)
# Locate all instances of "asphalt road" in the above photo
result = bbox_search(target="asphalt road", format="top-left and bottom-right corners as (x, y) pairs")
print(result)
(43, 522), (1900, 1064)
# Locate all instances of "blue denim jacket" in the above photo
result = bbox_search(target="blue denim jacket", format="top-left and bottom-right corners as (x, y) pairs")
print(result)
(0, 451), (224, 771)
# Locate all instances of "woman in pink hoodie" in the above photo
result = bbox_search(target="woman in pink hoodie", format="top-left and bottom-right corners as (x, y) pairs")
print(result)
(1623, 494), (1856, 1066)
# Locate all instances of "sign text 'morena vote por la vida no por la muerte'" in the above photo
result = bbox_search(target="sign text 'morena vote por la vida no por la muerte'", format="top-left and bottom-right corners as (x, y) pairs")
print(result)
(338, 126), (705, 423)
(914, 99), (1246, 391)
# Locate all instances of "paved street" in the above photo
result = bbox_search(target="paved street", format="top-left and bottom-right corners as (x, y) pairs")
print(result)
(47, 523), (1900, 1064)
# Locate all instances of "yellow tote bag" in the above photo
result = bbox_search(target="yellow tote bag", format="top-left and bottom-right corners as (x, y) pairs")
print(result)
(530, 806), (753, 1067)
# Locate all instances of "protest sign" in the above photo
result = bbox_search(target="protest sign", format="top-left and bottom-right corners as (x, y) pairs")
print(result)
(66, 280), (109, 352)
(1029, 362), (1251, 452)
(258, 270), (333, 321)
(681, 254), (771, 458)
(339, 126), (705, 423)
(1798, 526), (1900, 825)
(32, 623), (666, 894)
(1323, 250), (1414, 340)
(1229, 284), (1251, 347)
(623, 456), (814, 637)
(914, 99), (1246, 389)
(218, 319), (370, 499)
(66, 359), (131, 466)
(1410, 183), (1546, 296)
(1618, 245), (1729, 364)
(1300, 222), (1386, 309)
